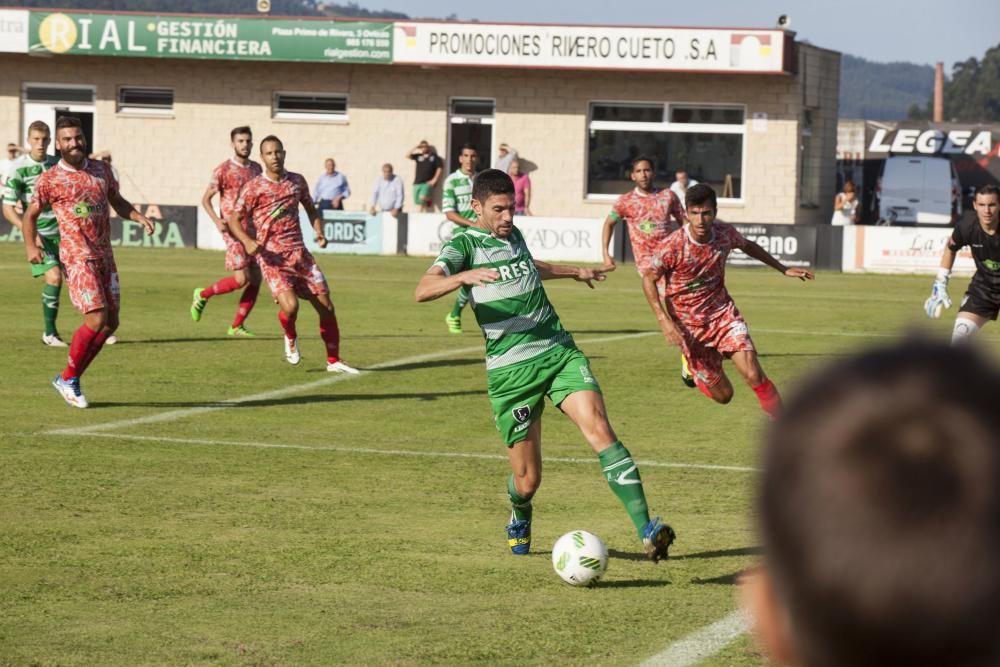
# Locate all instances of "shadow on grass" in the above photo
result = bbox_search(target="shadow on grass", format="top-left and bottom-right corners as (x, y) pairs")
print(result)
(599, 579), (671, 588)
(109, 336), (276, 345)
(691, 572), (743, 586)
(87, 389), (486, 409)
(608, 549), (649, 562)
(331, 358), (484, 373)
(676, 546), (762, 560)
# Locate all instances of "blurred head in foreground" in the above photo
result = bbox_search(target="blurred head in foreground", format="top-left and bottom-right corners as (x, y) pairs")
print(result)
(746, 340), (1000, 667)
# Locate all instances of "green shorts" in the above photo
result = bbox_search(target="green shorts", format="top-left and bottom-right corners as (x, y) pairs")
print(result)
(413, 182), (433, 205)
(488, 346), (602, 446)
(30, 234), (61, 278)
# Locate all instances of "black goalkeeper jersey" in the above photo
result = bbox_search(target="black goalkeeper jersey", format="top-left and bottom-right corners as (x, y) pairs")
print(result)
(948, 218), (1000, 293)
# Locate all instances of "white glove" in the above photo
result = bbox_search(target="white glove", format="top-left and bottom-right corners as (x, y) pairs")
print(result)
(924, 269), (952, 318)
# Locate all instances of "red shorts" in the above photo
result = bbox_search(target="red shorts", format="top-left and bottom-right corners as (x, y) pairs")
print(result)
(63, 255), (120, 314)
(258, 246), (329, 298)
(223, 232), (256, 272)
(677, 303), (755, 388)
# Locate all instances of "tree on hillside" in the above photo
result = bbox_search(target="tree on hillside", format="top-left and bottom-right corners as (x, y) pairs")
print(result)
(942, 45), (1000, 122)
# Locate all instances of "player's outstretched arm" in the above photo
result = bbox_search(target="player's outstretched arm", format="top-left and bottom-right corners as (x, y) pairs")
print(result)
(21, 201), (44, 264)
(108, 191), (154, 235)
(533, 260), (607, 288)
(641, 272), (684, 348)
(742, 240), (814, 281)
(600, 214), (618, 271)
(925, 245), (957, 318)
(301, 198), (328, 249)
(415, 265), (499, 302)
(226, 211), (258, 255)
(200, 186), (224, 232)
(2, 202), (23, 230)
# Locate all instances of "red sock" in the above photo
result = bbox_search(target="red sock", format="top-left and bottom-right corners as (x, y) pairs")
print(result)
(62, 325), (99, 380)
(76, 330), (109, 377)
(278, 311), (298, 339)
(320, 316), (340, 363)
(752, 378), (782, 418)
(200, 276), (241, 299)
(232, 283), (259, 328)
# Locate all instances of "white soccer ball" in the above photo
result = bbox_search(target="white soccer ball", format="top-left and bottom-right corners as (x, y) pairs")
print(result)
(552, 530), (609, 587)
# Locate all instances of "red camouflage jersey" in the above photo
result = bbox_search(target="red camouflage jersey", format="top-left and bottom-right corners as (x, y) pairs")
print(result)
(209, 158), (262, 225)
(234, 171), (310, 253)
(647, 222), (751, 328)
(32, 159), (118, 261)
(610, 188), (685, 272)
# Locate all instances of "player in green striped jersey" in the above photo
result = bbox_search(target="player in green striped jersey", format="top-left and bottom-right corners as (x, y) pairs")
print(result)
(416, 169), (675, 562)
(2, 121), (64, 346)
(441, 144), (478, 334)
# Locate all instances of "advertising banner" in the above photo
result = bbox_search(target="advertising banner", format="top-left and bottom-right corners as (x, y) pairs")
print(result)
(1, 203), (197, 249)
(394, 22), (790, 73)
(841, 225), (976, 275)
(28, 12), (392, 63)
(405, 214), (606, 263)
(728, 223), (816, 268)
(0, 9), (29, 53)
(302, 209), (388, 255)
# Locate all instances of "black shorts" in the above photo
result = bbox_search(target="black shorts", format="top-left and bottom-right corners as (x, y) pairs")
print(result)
(960, 279), (1000, 320)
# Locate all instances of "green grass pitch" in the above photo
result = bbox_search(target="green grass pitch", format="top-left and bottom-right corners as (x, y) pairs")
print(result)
(0, 243), (964, 665)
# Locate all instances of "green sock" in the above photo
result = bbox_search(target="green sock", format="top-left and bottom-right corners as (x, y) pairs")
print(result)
(598, 441), (651, 537)
(507, 473), (533, 522)
(42, 283), (60, 336)
(450, 286), (470, 318)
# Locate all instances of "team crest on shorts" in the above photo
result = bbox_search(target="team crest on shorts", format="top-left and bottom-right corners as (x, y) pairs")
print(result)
(512, 405), (531, 423)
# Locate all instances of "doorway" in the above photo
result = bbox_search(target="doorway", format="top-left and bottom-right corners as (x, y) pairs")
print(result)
(448, 98), (494, 174)
(22, 84), (96, 158)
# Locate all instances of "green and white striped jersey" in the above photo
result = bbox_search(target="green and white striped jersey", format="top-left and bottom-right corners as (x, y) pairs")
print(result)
(3, 154), (59, 236)
(441, 169), (476, 222)
(433, 225), (575, 372)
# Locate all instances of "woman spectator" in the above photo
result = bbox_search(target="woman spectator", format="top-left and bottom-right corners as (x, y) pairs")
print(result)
(832, 180), (860, 225)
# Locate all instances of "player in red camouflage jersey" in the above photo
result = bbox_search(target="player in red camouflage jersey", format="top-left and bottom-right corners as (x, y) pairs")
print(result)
(643, 184), (813, 418)
(22, 115), (154, 408)
(600, 155), (689, 383)
(227, 135), (358, 374)
(190, 126), (264, 336)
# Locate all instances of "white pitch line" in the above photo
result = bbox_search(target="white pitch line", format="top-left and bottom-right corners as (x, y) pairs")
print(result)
(46, 331), (657, 436)
(638, 609), (751, 667)
(69, 432), (760, 473)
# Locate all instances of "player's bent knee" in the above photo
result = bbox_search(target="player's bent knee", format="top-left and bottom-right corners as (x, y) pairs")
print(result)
(715, 385), (734, 404)
(952, 316), (981, 344)
(513, 470), (541, 496)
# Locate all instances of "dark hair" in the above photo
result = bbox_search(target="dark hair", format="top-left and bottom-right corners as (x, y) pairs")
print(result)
(761, 340), (1000, 667)
(472, 169), (515, 203)
(55, 116), (82, 131)
(230, 125), (252, 140)
(631, 155), (655, 172)
(685, 183), (717, 211)
(459, 143), (478, 154)
(975, 184), (1000, 199)
(27, 120), (50, 135)
(259, 135), (283, 151)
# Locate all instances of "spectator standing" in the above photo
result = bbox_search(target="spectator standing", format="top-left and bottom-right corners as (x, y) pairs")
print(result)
(495, 143), (517, 173)
(509, 159), (532, 216)
(668, 169), (699, 209)
(832, 180), (860, 225)
(313, 158), (350, 212)
(407, 140), (443, 213)
(368, 163), (404, 218)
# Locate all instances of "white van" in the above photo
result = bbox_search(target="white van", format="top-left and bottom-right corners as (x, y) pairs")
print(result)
(877, 156), (960, 225)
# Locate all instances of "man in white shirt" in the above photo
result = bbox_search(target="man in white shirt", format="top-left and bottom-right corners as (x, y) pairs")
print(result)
(368, 163), (404, 218)
(669, 169), (699, 209)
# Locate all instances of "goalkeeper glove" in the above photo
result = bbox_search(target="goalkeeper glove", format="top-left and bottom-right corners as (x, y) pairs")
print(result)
(924, 268), (952, 318)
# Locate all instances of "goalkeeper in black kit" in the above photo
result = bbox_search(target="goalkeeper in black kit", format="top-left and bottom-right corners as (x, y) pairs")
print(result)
(925, 184), (1000, 342)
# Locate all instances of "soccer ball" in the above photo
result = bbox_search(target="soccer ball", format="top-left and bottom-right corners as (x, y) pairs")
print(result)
(552, 530), (609, 587)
